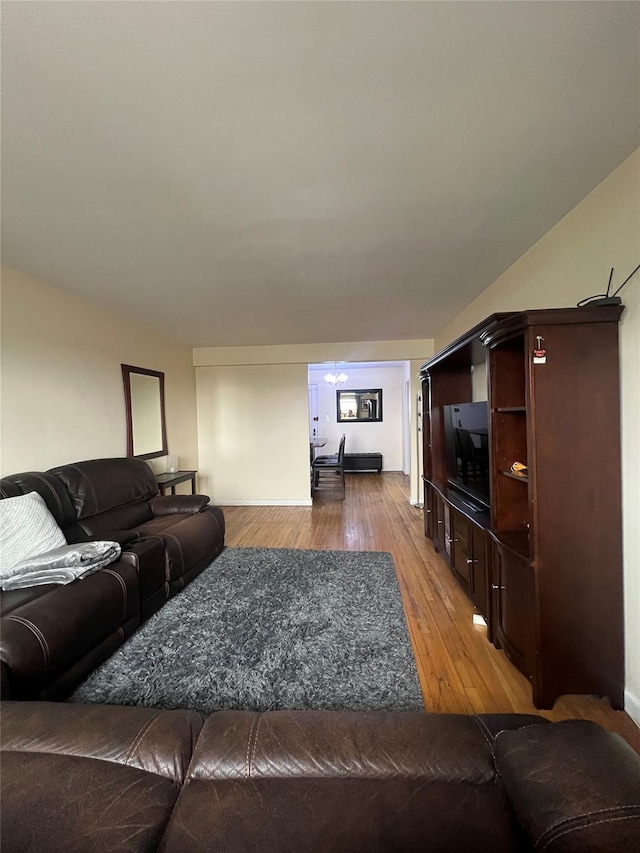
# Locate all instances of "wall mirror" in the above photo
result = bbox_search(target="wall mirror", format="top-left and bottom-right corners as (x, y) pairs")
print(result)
(121, 364), (168, 459)
(337, 389), (383, 423)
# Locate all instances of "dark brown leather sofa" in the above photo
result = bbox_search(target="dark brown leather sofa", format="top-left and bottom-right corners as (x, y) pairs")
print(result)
(1, 701), (639, 852)
(0, 457), (225, 701)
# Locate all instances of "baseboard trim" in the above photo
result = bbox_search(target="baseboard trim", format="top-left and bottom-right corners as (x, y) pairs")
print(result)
(217, 499), (313, 507)
(624, 688), (640, 726)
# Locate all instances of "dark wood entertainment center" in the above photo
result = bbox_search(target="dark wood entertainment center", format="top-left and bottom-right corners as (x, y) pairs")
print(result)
(419, 306), (624, 709)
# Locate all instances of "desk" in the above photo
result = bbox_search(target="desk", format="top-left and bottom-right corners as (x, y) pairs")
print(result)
(156, 470), (197, 496)
(309, 437), (328, 464)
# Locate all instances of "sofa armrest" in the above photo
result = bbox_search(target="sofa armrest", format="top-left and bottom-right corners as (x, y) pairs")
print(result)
(150, 494), (210, 516)
(1, 661), (12, 699)
(119, 536), (165, 569)
(495, 720), (640, 852)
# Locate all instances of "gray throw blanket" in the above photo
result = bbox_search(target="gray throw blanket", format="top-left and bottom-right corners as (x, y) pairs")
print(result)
(0, 541), (122, 590)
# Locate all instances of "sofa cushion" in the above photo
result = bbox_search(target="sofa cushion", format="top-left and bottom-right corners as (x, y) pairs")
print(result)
(160, 710), (524, 853)
(76, 501), (154, 537)
(0, 701), (204, 781)
(50, 457), (158, 520)
(2, 751), (178, 853)
(1, 701), (203, 853)
(0, 584), (59, 617)
(0, 491), (67, 577)
(0, 471), (78, 531)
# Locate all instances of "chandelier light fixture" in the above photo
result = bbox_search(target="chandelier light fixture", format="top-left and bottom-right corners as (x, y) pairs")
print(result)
(324, 364), (348, 387)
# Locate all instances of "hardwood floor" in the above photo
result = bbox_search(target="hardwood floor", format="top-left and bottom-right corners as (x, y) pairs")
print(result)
(222, 472), (640, 752)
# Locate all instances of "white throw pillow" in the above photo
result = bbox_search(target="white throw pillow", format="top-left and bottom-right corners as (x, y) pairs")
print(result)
(0, 491), (67, 580)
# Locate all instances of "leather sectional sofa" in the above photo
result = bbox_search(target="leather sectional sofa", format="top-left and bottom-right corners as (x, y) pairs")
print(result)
(0, 457), (225, 701)
(2, 701), (639, 852)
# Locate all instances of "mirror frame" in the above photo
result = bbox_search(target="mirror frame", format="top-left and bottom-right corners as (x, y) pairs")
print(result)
(336, 388), (383, 423)
(121, 364), (168, 459)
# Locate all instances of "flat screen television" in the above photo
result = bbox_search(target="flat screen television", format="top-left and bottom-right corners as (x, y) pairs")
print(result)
(443, 401), (490, 510)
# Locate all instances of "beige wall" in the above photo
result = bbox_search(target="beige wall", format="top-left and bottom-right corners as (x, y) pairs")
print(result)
(434, 148), (640, 724)
(194, 341), (433, 506)
(196, 363), (311, 504)
(0, 267), (199, 477)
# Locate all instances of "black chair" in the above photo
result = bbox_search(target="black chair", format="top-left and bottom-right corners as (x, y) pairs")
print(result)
(311, 434), (346, 499)
(454, 428), (488, 484)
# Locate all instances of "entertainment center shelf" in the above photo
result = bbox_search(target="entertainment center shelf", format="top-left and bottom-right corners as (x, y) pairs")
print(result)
(499, 470), (528, 482)
(419, 306), (624, 710)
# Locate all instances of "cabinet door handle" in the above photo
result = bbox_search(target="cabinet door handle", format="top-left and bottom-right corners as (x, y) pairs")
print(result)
(437, 520), (443, 525)
(445, 536), (458, 544)
(491, 584), (506, 591)
(425, 509), (432, 514)
(466, 559), (478, 564)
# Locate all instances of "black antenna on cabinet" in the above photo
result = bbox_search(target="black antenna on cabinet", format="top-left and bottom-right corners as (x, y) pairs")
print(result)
(605, 267), (614, 297)
(577, 263), (640, 307)
(612, 263), (640, 297)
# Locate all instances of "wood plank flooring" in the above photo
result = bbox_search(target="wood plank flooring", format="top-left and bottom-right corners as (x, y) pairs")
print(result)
(221, 472), (640, 751)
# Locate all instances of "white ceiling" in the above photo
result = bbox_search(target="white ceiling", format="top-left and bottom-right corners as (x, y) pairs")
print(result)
(2, 1), (639, 347)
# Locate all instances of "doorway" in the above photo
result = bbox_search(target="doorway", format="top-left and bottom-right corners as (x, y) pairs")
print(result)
(402, 379), (411, 476)
(308, 384), (319, 439)
(307, 361), (412, 501)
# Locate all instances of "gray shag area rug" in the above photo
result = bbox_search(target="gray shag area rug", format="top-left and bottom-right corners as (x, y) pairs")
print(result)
(68, 547), (424, 713)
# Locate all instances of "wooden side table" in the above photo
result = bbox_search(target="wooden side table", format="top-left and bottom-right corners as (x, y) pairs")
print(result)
(156, 470), (197, 496)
